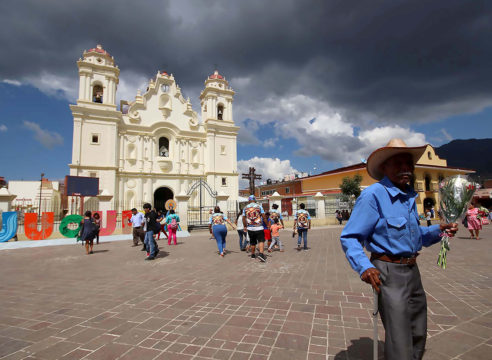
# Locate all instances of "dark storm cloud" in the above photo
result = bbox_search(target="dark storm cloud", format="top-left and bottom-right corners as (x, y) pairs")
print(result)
(1, 0), (491, 123)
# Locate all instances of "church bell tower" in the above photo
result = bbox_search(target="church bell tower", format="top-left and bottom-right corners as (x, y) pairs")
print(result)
(69, 45), (120, 209)
(76, 44), (119, 107)
(200, 70), (239, 199)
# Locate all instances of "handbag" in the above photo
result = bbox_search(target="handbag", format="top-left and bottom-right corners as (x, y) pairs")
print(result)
(482, 217), (489, 225)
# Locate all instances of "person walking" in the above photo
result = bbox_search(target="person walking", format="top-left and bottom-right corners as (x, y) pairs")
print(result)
(270, 204), (285, 227)
(425, 209), (432, 226)
(155, 210), (168, 241)
(294, 203), (311, 250)
(143, 203), (160, 260)
(466, 203), (482, 240)
(336, 210), (343, 225)
(268, 218), (284, 252)
(236, 212), (247, 251)
(263, 211), (272, 249)
(209, 206), (235, 257)
(340, 138), (458, 360)
(92, 212), (101, 244)
(165, 209), (180, 245)
(128, 208), (145, 247)
(79, 210), (98, 255)
(242, 195), (267, 262)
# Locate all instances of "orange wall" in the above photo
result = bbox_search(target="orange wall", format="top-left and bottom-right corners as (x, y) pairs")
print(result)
(301, 168), (373, 193)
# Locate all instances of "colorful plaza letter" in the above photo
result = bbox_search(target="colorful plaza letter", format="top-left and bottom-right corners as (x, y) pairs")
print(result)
(0, 211), (18, 242)
(24, 212), (54, 240)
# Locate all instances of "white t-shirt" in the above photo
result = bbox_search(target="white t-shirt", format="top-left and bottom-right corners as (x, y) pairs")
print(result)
(236, 214), (244, 230)
(426, 211), (431, 221)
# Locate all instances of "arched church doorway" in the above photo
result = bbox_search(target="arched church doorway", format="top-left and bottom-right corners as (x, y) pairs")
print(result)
(423, 197), (436, 210)
(154, 187), (174, 211)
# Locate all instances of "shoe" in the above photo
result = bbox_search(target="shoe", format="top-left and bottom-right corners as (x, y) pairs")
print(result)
(258, 253), (266, 262)
(240, 248), (246, 251)
(303, 248), (309, 251)
(297, 245), (301, 251)
(89, 251), (93, 254)
(251, 253), (256, 259)
(267, 249), (272, 253)
(132, 244), (138, 247)
(145, 256), (155, 261)
(147, 252), (150, 257)
(155, 249), (160, 256)
(220, 253), (224, 257)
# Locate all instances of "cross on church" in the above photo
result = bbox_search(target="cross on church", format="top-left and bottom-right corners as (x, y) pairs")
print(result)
(242, 167), (262, 196)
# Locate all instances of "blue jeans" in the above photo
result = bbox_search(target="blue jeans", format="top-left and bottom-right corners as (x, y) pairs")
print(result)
(213, 225), (227, 254)
(237, 229), (247, 250)
(144, 230), (156, 257)
(297, 228), (308, 249)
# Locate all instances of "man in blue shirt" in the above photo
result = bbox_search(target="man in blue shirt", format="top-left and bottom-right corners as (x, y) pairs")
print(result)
(340, 139), (457, 360)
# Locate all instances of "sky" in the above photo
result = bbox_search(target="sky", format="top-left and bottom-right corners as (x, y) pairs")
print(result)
(0, 0), (491, 188)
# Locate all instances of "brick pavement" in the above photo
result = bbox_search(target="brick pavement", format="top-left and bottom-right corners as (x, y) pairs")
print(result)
(0, 225), (490, 359)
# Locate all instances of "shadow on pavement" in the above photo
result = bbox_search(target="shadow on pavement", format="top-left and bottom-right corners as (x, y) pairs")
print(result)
(334, 337), (384, 360)
(91, 249), (109, 254)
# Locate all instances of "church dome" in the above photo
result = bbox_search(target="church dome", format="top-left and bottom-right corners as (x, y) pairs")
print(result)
(209, 70), (224, 80)
(87, 44), (111, 57)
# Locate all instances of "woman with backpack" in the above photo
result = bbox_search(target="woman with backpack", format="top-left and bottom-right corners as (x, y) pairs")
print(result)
(93, 212), (101, 244)
(209, 206), (236, 257)
(165, 209), (180, 245)
(79, 210), (98, 255)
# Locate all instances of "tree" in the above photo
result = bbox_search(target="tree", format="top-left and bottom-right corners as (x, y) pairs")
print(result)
(339, 174), (363, 209)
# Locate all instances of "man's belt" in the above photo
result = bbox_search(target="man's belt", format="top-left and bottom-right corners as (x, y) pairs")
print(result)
(371, 253), (419, 265)
(133, 226), (141, 229)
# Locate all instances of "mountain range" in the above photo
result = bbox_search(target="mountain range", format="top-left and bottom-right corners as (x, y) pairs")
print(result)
(435, 138), (492, 181)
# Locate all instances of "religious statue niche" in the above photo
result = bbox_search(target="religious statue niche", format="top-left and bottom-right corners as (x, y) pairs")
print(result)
(159, 137), (170, 157)
(93, 84), (103, 103)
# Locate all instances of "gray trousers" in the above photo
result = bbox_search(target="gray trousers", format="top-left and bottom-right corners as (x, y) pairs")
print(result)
(373, 260), (427, 360)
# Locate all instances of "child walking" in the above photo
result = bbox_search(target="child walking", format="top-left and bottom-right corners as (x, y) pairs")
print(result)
(268, 218), (283, 252)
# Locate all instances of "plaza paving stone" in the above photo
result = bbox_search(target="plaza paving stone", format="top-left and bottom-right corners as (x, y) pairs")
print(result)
(0, 225), (491, 359)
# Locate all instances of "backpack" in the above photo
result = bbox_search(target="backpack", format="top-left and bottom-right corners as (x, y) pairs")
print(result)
(297, 211), (309, 228)
(170, 217), (178, 230)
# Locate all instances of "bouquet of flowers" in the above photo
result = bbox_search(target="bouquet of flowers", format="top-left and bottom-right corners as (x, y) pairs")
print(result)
(437, 175), (477, 269)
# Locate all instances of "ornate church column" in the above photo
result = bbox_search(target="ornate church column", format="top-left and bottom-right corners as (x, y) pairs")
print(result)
(103, 78), (110, 104)
(199, 141), (204, 172)
(138, 178), (143, 206)
(118, 176), (124, 212)
(150, 137), (156, 173)
(146, 178), (153, 203)
(119, 134), (125, 168)
(139, 135), (144, 171)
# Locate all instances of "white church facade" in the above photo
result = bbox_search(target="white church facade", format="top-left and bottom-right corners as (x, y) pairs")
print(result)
(69, 45), (239, 218)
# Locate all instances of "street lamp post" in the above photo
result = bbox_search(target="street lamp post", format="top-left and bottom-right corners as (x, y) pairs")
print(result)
(38, 173), (44, 220)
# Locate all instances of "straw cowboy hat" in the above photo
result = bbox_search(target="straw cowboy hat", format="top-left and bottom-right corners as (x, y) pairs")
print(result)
(366, 138), (428, 180)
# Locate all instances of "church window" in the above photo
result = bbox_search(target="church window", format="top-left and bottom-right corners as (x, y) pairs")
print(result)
(427, 151), (432, 160)
(285, 187), (290, 194)
(161, 84), (170, 93)
(93, 84), (103, 103)
(220, 145), (226, 155)
(159, 137), (170, 157)
(91, 134), (100, 144)
(425, 174), (431, 191)
(217, 104), (224, 120)
(222, 177), (227, 186)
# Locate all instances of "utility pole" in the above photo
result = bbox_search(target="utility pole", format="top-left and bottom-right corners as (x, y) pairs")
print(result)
(38, 173), (44, 221)
(241, 167), (262, 196)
